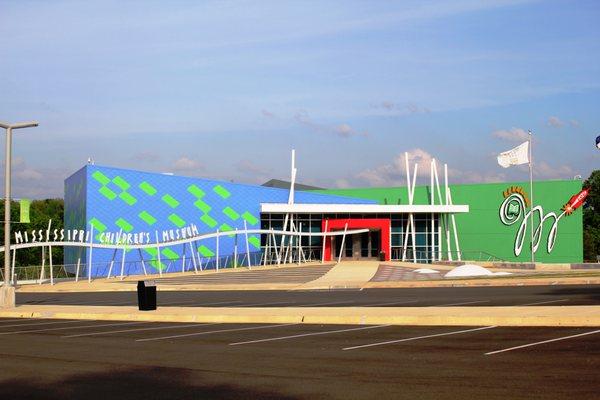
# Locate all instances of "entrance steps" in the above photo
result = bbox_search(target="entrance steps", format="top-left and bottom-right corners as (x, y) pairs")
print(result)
(296, 261), (381, 290)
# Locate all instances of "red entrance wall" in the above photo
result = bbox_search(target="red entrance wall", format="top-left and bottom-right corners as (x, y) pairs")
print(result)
(322, 218), (390, 261)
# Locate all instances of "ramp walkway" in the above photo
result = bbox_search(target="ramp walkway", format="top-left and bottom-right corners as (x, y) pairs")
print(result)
(297, 261), (381, 289)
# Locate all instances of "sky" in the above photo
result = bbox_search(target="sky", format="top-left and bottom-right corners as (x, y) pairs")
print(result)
(1, 0), (599, 198)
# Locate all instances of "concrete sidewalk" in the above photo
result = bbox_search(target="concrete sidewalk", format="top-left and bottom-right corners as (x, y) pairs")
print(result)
(1, 304), (599, 327)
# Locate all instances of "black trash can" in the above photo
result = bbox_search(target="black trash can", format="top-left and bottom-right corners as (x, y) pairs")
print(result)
(379, 251), (386, 261)
(137, 280), (157, 311)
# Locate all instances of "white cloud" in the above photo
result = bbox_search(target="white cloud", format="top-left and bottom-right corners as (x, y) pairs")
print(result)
(294, 110), (368, 138)
(547, 116), (564, 128)
(354, 149), (509, 187)
(535, 161), (574, 179)
(492, 127), (529, 142)
(172, 156), (203, 172)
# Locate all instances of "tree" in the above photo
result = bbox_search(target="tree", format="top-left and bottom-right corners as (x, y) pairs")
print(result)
(0, 199), (64, 268)
(583, 170), (600, 261)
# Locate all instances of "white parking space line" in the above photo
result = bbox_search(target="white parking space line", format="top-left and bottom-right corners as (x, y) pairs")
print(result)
(136, 323), (299, 342)
(486, 329), (600, 355)
(0, 321), (149, 336)
(365, 300), (419, 307)
(62, 323), (223, 338)
(230, 324), (390, 346)
(431, 300), (490, 307)
(343, 326), (498, 351)
(518, 299), (569, 306)
(0, 320), (90, 329)
(299, 300), (356, 307)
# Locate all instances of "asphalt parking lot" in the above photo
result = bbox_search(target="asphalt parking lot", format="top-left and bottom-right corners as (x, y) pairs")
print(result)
(0, 316), (598, 399)
(17, 284), (600, 307)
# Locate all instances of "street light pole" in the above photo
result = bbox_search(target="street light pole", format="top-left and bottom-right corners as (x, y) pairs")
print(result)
(0, 121), (38, 308)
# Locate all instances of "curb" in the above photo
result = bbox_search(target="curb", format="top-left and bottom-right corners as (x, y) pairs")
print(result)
(1, 305), (599, 327)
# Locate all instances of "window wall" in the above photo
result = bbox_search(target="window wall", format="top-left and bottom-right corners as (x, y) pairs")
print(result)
(260, 213), (441, 264)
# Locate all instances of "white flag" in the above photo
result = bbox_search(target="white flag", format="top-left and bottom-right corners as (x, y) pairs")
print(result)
(497, 141), (529, 168)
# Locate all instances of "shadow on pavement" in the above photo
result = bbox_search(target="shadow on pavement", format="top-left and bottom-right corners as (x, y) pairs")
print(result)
(0, 366), (299, 400)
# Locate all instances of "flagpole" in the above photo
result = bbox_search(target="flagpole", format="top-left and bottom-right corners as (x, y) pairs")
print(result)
(528, 130), (535, 266)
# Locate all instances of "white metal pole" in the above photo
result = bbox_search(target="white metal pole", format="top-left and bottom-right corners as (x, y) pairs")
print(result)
(215, 229), (220, 271)
(321, 219), (328, 263)
(528, 130), (535, 265)
(3, 126), (12, 290)
(188, 242), (198, 274)
(234, 228), (238, 268)
(337, 223), (348, 264)
(181, 243), (187, 273)
(155, 231), (162, 277)
(119, 249), (126, 280)
(138, 248), (148, 276)
(244, 221), (251, 268)
(264, 230), (270, 266)
(87, 224), (94, 283)
(49, 245), (54, 285)
(107, 248), (117, 279)
(75, 256), (81, 282)
(10, 248), (16, 284)
(39, 246), (45, 284)
(271, 230), (279, 266)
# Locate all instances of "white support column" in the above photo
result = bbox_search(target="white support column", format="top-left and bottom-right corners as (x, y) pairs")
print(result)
(155, 231), (162, 277)
(337, 223), (348, 264)
(321, 219), (328, 264)
(244, 221), (251, 269)
(11, 248), (16, 285)
(447, 189), (462, 261)
(271, 229), (279, 266)
(181, 243), (187, 273)
(444, 164), (452, 261)
(437, 225), (442, 261)
(107, 248), (117, 279)
(39, 246), (45, 284)
(188, 242), (198, 274)
(88, 224), (94, 283)
(49, 245), (54, 285)
(430, 160), (435, 263)
(119, 248), (126, 280)
(297, 222), (301, 265)
(234, 228), (238, 268)
(264, 230), (270, 266)
(75, 256), (81, 282)
(138, 248), (148, 276)
(215, 229), (220, 271)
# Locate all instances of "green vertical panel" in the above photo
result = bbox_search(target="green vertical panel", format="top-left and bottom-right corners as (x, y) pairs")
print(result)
(19, 199), (31, 223)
